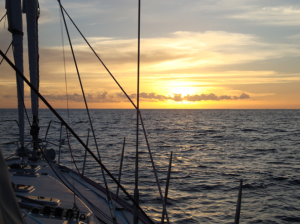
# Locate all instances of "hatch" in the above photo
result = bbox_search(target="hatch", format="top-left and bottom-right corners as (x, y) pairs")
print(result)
(9, 163), (41, 172)
(22, 195), (60, 206)
(11, 182), (34, 193)
(13, 171), (40, 177)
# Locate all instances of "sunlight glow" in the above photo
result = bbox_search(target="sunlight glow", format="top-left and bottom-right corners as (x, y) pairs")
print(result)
(171, 86), (195, 96)
(166, 80), (205, 97)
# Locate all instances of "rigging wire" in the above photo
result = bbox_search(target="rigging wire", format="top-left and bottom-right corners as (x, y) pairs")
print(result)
(59, 3), (74, 208)
(60, 5), (169, 220)
(57, 0), (101, 167)
(0, 13), (6, 23)
(57, 1), (117, 223)
(59, 7), (70, 121)
(66, 127), (81, 175)
(60, 6), (136, 107)
(4, 13), (6, 29)
(139, 112), (170, 223)
(134, 1), (141, 223)
(0, 41), (12, 65)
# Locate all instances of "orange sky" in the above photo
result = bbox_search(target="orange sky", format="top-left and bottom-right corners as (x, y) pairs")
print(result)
(1, 1), (300, 109)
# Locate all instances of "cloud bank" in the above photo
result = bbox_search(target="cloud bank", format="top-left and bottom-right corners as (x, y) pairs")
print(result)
(28, 92), (250, 103)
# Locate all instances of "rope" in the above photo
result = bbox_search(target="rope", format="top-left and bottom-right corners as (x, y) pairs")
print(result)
(59, 6), (70, 121)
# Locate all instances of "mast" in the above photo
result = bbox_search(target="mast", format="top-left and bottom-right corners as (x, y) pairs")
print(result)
(23, 0), (40, 156)
(6, 0), (25, 149)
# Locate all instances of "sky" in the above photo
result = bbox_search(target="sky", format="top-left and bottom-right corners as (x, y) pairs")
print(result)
(0, 0), (300, 109)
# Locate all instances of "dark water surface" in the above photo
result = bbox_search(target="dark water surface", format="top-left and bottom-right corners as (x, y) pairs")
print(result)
(1, 109), (300, 223)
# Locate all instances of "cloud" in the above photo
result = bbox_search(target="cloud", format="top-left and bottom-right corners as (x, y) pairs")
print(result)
(2, 30), (295, 96)
(27, 91), (250, 103)
(170, 93), (249, 102)
(64, 30), (300, 76)
(139, 92), (169, 101)
(229, 5), (300, 26)
(43, 92), (120, 103)
(186, 1), (300, 27)
(239, 93), (250, 99)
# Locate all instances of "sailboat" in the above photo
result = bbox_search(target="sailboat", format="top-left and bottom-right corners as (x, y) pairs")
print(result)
(0, 0), (173, 223)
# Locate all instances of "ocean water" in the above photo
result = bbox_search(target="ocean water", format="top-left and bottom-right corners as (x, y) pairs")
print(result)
(1, 109), (300, 223)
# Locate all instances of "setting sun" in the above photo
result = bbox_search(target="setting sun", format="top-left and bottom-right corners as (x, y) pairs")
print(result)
(167, 80), (203, 97)
(170, 86), (194, 96)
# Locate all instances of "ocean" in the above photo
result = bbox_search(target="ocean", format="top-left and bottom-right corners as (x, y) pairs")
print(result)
(1, 109), (300, 223)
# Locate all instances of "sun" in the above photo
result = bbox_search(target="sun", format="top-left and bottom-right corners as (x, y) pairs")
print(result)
(169, 80), (203, 97)
(171, 86), (194, 96)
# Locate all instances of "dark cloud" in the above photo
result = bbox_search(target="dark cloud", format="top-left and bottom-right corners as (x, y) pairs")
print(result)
(42, 92), (118, 103)
(35, 91), (250, 103)
(219, 95), (232, 100)
(116, 92), (130, 99)
(184, 93), (219, 102)
(139, 92), (169, 101)
(239, 93), (250, 99)
(169, 93), (249, 102)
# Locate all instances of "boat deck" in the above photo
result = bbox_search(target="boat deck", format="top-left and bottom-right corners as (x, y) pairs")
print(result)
(6, 157), (152, 224)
